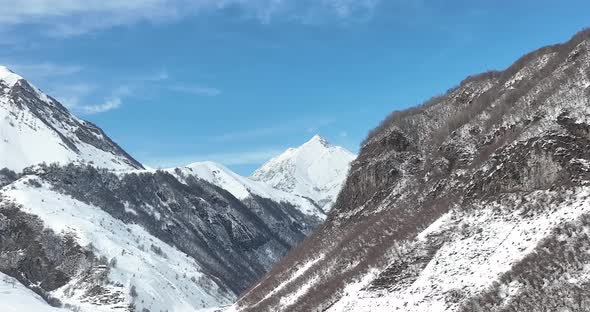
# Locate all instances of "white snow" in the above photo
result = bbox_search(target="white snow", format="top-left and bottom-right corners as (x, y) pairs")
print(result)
(251, 135), (356, 212)
(164, 136), (356, 219)
(326, 269), (380, 312)
(504, 53), (555, 88)
(279, 276), (319, 309)
(329, 188), (590, 312)
(417, 212), (452, 241)
(0, 66), (22, 88)
(169, 161), (326, 218)
(0, 65), (139, 172)
(227, 255), (325, 312)
(257, 255), (324, 304)
(0, 272), (64, 312)
(1, 176), (235, 312)
(0, 100), (75, 170)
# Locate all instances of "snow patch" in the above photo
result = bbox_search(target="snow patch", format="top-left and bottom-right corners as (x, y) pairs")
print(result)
(0, 272), (63, 312)
(0, 66), (22, 88)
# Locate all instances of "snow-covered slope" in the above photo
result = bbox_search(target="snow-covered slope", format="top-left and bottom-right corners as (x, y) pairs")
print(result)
(250, 135), (356, 212)
(170, 161), (325, 218)
(0, 162), (321, 311)
(232, 29), (590, 312)
(0, 68), (351, 311)
(0, 272), (63, 312)
(0, 66), (142, 171)
(329, 188), (590, 311)
(1, 175), (235, 312)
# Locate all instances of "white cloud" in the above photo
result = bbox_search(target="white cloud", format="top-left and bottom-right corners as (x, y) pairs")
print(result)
(76, 85), (132, 114)
(78, 97), (122, 114)
(0, 0), (383, 36)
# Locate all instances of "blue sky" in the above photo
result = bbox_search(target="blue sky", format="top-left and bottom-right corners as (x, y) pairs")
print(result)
(0, 0), (589, 174)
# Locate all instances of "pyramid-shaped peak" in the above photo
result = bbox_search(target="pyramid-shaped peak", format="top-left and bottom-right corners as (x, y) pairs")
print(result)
(0, 65), (23, 87)
(305, 134), (331, 147)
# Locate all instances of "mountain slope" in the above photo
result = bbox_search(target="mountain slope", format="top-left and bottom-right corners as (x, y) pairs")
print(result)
(0, 162), (320, 311)
(0, 67), (332, 311)
(251, 135), (356, 212)
(232, 29), (590, 312)
(0, 66), (142, 171)
(171, 161), (325, 218)
(0, 272), (63, 312)
(1, 175), (234, 312)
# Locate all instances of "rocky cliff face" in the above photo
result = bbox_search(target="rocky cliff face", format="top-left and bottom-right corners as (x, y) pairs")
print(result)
(231, 29), (590, 312)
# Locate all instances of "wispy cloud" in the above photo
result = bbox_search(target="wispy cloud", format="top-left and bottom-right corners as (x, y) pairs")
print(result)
(48, 82), (97, 109)
(78, 97), (122, 114)
(169, 84), (221, 97)
(145, 148), (284, 168)
(72, 85), (131, 114)
(0, 61), (93, 108)
(137, 69), (170, 82)
(0, 0), (383, 37)
(4, 60), (219, 114)
(9, 62), (83, 78)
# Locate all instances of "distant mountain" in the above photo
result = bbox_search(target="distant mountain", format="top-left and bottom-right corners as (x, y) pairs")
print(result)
(0, 66), (142, 171)
(1, 161), (329, 311)
(251, 135), (356, 212)
(170, 161), (326, 218)
(231, 29), (590, 312)
(0, 66), (350, 312)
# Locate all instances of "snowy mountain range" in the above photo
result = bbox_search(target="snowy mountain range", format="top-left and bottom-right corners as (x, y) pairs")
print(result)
(251, 134), (356, 212)
(171, 135), (355, 218)
(231, 29), (590, 312)
(0, 65), (355, 311)
(170, 161), (325, 218)
(12, 23), (590, 312)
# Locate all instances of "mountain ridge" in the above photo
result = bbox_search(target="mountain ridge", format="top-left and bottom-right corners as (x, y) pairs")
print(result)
(231, 28), (590, 312)
(168, 160), (326, 218)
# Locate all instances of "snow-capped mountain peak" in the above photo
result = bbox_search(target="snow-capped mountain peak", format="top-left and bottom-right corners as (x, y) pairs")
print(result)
(250, 135), (356, 212)
(0, 66), (23, 88)
(178, 160), (262, 200)
(0, 65), (143, 171)
(306, 134), (330, 147)
(168, 160), (326, 218)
